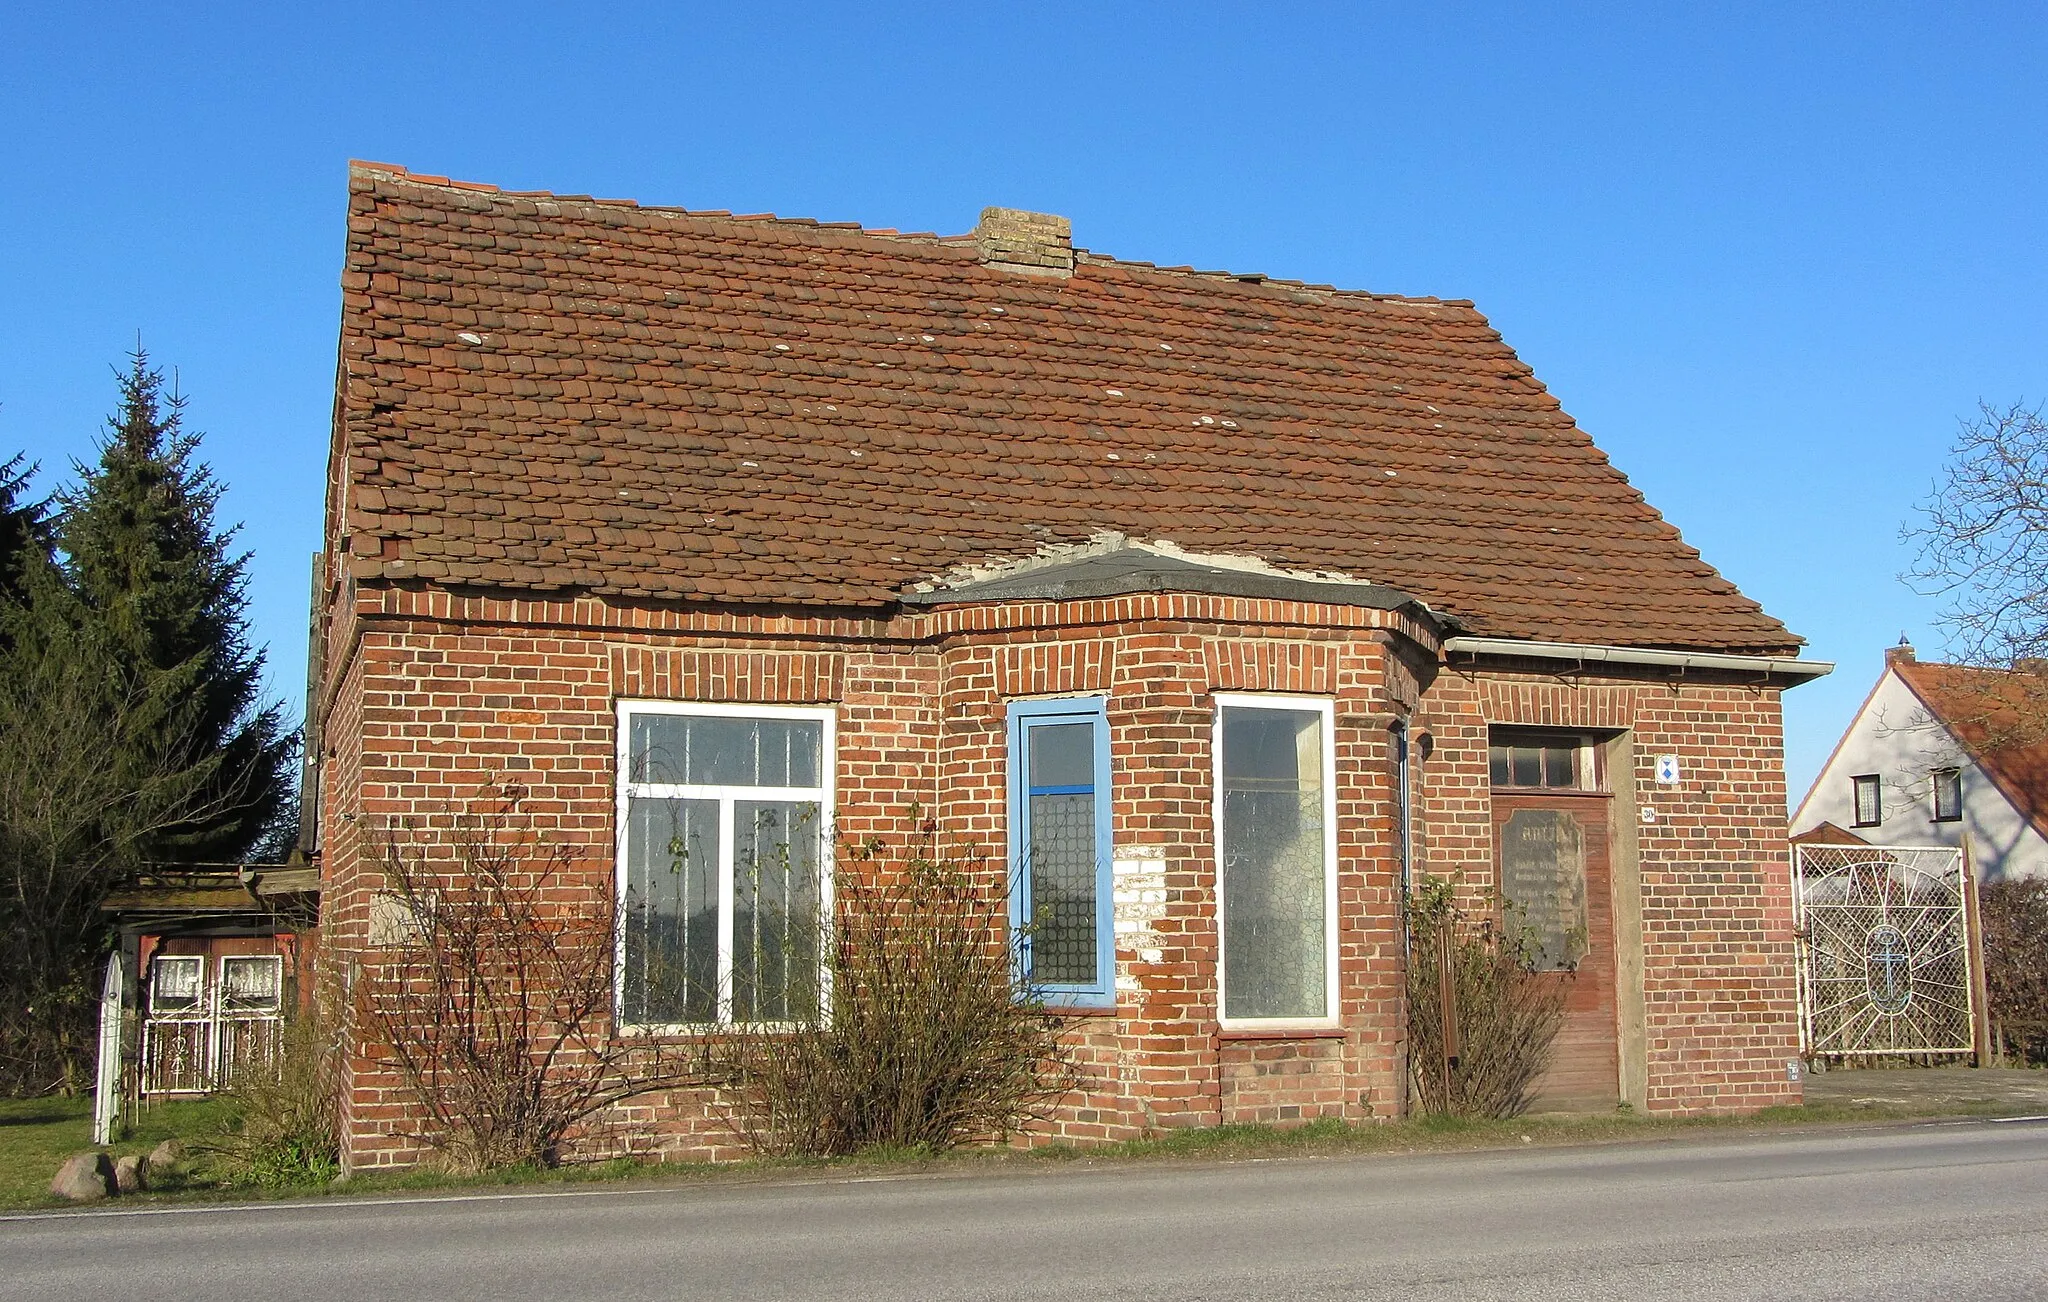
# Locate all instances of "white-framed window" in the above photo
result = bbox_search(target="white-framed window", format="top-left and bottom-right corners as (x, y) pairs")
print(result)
(149, 955), (205, 1015)
(218, 955), (283, 1014)
(615, 701), (835, 1028)
(1932, 768), (1963, 823)
(1213, 694), (1339, 1027)
(1852, 774), (1883, 828)
(1007, 696), (1114, 1005)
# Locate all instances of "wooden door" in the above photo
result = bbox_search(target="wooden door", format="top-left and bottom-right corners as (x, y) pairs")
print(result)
(1493, 792), (1618, 1110)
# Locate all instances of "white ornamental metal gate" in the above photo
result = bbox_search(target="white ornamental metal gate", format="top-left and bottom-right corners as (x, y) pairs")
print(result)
(139, 953), (285, 1096)
(1793, 844), (1974, 1058)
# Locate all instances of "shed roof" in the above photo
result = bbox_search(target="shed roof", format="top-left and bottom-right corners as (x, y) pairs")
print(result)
(335, 163), (1799, 653)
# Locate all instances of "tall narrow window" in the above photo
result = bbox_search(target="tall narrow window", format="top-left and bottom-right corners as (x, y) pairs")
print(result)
(617, 702), (833, 1027)
(1932, 769), (1963, 823)
(1852, 774), (1883, 828)
(1216, 695), (1337, 1024)
(1008, 698), (1112, 1003)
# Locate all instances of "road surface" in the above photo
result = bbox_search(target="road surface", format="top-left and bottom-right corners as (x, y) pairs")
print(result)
(7, 1120), (2047, 1300)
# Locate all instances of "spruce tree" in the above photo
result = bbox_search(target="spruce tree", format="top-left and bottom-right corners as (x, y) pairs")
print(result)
(55, 350), (292, 864)
(0, 454), (49, 614)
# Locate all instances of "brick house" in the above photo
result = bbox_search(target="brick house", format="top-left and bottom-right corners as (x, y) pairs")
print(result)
(313, 162), (1830, 1170)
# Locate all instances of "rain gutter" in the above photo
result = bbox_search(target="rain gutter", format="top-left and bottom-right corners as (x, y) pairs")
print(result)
(1442, 636), (1833, 684)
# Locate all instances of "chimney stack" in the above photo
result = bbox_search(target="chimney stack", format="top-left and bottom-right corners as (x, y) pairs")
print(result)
(1886, 634), (1916, 666)
(976, 207), (1073, 278)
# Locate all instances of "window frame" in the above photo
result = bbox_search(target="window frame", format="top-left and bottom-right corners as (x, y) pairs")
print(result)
(1932, 768), (1963, 823)
(1006, 696), (1115, 1007)
(613, 699), (837, 1032)
(1852, 773), (1884, 828)
(148, 954), (205, 1016)
(217, 954), (284, 1014)
(1212, 692), (1341, 1032)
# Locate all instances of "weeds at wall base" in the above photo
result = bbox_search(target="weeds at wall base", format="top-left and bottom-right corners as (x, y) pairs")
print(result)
(11, 1094), (2037, 1213)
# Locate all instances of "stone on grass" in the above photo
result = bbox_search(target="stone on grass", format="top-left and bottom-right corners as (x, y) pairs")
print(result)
(113, 1154), (149, 1194)
(148, 1139), (185, 1170)
(51, 1153), (115, 1202)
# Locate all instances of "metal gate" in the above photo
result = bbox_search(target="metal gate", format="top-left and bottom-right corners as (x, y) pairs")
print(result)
(139, 953), (285, 1096)
(1793, 844), (1974, 1058)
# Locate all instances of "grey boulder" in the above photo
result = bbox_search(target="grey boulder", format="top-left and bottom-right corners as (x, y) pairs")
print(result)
(113, 1153), (149, 1194)
(50, 1153), (115, 1202)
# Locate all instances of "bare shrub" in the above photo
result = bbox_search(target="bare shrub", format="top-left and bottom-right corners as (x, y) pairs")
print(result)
(357, 784), (698, 1172)
(207, 1005), (342, 1188)
(706, 834), (1077, 1157)
(1406, 875), (1569, 1118)
(1982, 877), (2048, 1065)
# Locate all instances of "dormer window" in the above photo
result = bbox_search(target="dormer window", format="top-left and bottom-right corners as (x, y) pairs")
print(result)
(1932, 769), (1962, 823)
(1852, 774), (1883, 828)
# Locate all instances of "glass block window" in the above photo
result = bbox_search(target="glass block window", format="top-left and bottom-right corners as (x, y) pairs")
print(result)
(1216, 696), (1337, 1023)
(1853, 774), (1883, 827)
(1932, 769), (1962, 823)
(617, 702), (832, 1027)
(1008, 698), (1113, 1004)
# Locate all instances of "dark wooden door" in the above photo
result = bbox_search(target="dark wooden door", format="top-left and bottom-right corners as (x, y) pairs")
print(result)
(1493, 792), (1618, 1110)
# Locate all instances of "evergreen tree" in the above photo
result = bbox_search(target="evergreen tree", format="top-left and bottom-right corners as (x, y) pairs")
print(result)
(0, 454), (50, 614)
(55, 350), (293, 864)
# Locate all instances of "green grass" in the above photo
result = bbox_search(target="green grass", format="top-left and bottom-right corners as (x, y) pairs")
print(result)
(1, 1089), (2036, 1212)
(0, 1095), (232, 1208)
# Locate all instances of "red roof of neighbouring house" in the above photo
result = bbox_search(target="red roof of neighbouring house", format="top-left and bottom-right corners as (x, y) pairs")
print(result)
(1894, 656), (2048, 840)
(332, 163), (1800, 653)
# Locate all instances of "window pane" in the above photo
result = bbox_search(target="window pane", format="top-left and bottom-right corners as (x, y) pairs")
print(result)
(1220, 707), (1328, 1020)
(623, 796), (720, 1023)
(1028, 722), (1095, 791)
(1511, 746), (1542, 788)
(1028, 790), (1098, 985)
(219, 956), (282, 1012)
(1934, 770), (1962, 821)
(1489, 745), (1509, 787)
(629, 714), (822, 787)
(1854, 776), (1883, 826)
(151, 957), (203, 1013)
(1543, 745), (1576, 789)
(733, 800), (823, 1023)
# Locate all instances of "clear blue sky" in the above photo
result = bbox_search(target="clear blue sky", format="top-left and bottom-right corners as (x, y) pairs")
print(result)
(4, 3), (2043, 805)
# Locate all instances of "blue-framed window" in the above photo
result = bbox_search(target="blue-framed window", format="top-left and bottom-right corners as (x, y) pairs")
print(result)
(1007, 697), (1114, 1005)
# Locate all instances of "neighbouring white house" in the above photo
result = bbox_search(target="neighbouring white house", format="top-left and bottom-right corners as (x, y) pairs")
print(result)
(1793, 640), (2048, 881)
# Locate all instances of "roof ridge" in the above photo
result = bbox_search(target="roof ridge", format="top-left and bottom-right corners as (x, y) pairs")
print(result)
(346, 160), (1458, 307)
(347, 160), (951, 243)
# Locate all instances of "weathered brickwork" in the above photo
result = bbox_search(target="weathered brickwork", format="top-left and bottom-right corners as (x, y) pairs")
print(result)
(1414, 670), (1801, 1115)
(318, 582), (1800, 1170)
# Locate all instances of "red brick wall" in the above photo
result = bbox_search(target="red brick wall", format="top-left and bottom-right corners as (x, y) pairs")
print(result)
(1414, 671), (1801, 1114)
(316, 582), (1800, 1168)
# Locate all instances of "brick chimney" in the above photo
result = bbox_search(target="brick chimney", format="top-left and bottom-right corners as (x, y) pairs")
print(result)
(976, 207), (1073, 278)
(1886, 634), (1916, 666)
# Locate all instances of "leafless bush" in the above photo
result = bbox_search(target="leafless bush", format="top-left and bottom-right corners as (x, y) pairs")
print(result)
(357, 784), (698, 1172)
(1982, 877), (2048, 1065)
(705, 834), (1077, 1157)
(207, 1002), (342, 1187)
(1406, 875), (1569, 1118)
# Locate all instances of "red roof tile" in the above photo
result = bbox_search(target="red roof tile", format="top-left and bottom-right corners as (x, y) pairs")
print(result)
(333, 162), (1800, 653)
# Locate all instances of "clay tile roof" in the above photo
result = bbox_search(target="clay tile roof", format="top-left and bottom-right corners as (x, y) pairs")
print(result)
(1893, 658), (2048, 839)
(333, 162), (1800, 653)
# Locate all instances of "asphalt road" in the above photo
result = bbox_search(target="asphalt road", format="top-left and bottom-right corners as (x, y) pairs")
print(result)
(7, 1121), (2048, 1301)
